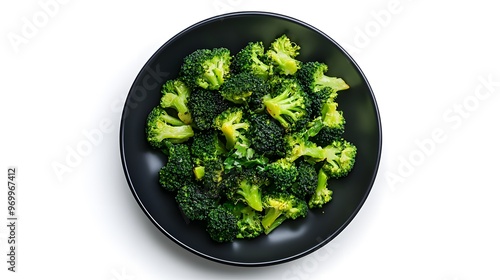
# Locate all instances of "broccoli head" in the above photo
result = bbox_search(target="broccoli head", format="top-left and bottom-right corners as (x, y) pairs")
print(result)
(219, 72), (270, 106)
(214, 107), (250, 150)
(160, 79), (192, 124)
(265, 158), (298, 192)
(290, 159), (318, 199)
(146, 106), (194, 148)
(262, 77), (310, 131)
(284, 131), (326, 163)
(247, 112), (286, 157)
(158, 142), (194, 191)
(224, 202), (264, 239)
(266, 34), (301, 75)
(187, 88), (230, 130)
(190, 129), (227, 160)
(321, 138), (357, 179)
(233, 41), (272, 79)
(206, 205), (239, 242)
(311, 101), (346, 147)
(180, 47), (231, 90)
(261, 193), (308, 234)
(175, 182), (218, 221)
(222, 168), (268, 212)
(308, 169), (333, 208)
(297, 61), (349, 93)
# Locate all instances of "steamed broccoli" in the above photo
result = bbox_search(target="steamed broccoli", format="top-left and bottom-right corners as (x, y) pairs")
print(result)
(224, 202), (264, 239)
(146, 106), (194, 148)
(297, 61), (350, 93)
(222, 168), (268, 212)
(266, 34), (301, 75)
(265, 158), (298, 192)
(261, 194), (308, 234)
(247, 112), (286, 157)
(321, 138), (357, 179)
(175, 182), (218, 221)
(160, 79), (192, 124)
(311, 101), (346, 147)
(262, 77), (310, 131)
(233, 41), (272, 79)
(219, 72), (270, 107)
(214, 107), (250, 150)
(188, 88), (230, 130)
(290, 159), (318, 199)
(158, 142), (194, 191)
(284, 131), (326, 163)
(180, 47), (232, 90)
(308, 169), (333, 208)
(206, 205), (239, 242)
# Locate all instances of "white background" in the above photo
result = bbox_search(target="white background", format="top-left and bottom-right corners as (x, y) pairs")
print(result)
(1, 0), (500, 279)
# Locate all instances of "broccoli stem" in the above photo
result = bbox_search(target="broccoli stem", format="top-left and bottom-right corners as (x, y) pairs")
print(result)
(261, 207), (283, 231)
(308, 169), (333, 208)
(316, 76), (349, 92)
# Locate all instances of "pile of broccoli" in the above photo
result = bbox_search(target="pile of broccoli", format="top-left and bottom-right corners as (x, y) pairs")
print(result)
(145, 34), (357, 242)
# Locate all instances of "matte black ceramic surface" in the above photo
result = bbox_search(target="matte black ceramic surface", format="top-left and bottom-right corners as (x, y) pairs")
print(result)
(120, 11), (382, 266)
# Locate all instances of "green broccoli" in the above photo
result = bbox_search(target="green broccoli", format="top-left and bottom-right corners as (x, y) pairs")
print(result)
(190, 129), (227, 160)
(206, 205), (239, 242)
(290, 159), (318, 199)
(321, 138), (357, 179)
(180, 47), (232, 90)
(266, 34), (301, 75)
(160, 79), (192, 124)
(311, 100), (346, 147)
(262, 77), (310, 131)
(187, 88), (230, 130)
(175, 182), (218, 221)
(145, 106), (194, 148)
(222, 168), (268, 212)
(247, 112), (286, 157)
(265, 158), (298, 192)
(224, 202), (264, 239)
(233, 41), (272, 79)
(297, 61), (349, 93)
(214, 107), (250, 150)
(261, 194), (308, 234)
(158, 142), (194, 191)
(308, 169), (333, 208)
(219, 72), (270, 106)
(284, 131), (326, 163)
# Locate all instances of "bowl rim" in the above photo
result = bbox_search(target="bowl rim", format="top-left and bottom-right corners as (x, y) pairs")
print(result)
(119, 10), (383, 266)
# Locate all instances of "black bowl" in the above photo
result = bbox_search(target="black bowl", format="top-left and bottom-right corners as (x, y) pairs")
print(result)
(120, 11), (382, 266)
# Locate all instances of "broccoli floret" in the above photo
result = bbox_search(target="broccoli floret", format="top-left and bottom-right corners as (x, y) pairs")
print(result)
(247, 112), (286, 157)
(158, 142), (194, 191)
(233, 41), (272, 79)
(284, 131), (326, 163)
(290, 159), (318, 199)
(265, 158), (298, 192)
(175, 182), (218, 221)
(308, 169), (333, 208)
(311, 101), (346, 147)
(297, 61), (349, 93)
(214, 107), (250, 150)
(188, 88), (230, 130)
(219, 72), (270, 106)
(262, 78), (310, 131)
(222, 168), (268, 211)
(206, 205), (239, 242)
(321, 138), (357, 179)
(266, 34), (301, 75)
(146, 106), (194, 148)
(160, 79), (192, 124)
(261, 194), (308, 234)
(223, 136), (269, 172)
(224, 202), (264, 239)
(190, 129), (227, 160)
(180, 47), (232, 90)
